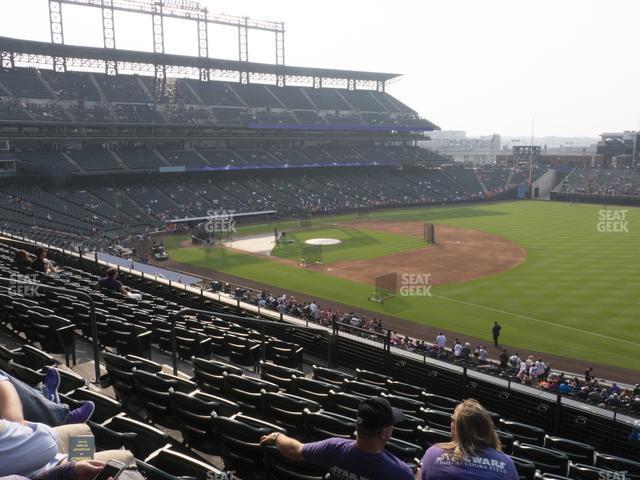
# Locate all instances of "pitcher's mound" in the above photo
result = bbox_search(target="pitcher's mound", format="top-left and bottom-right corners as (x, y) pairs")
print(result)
(305, 238), (342, 246)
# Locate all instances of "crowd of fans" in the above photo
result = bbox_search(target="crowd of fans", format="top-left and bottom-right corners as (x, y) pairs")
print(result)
(557, 167), (640, 197)
(1, 163), (526, 253)
(238, 286), (640, 415)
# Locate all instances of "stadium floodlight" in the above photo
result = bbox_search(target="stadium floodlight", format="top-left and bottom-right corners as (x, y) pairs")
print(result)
(52, 0), (286, 74)
(58, 0), (284, 31)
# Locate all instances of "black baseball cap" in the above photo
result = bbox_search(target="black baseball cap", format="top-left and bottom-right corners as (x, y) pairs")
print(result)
(356, 397), (405, 429)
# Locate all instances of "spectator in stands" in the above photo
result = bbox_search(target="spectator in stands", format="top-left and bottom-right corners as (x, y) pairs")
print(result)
(478, 346), (488, 364)
(0, 367), (94, 426)
(260, 397), (414, 480)
(13, 250), (32, 273)
(453, 339), (462, 360)
(0, 368), (142, 479)
(461, 343), (471, 363)
(558, 380), (573, 395)
(95, 267), (129, 295)
(435, 332), (446, 349)
(585, 367), (593, 384)
(0, 460), (106, 480)
(508, 352), (520, 369)
(499, 350), (509, 369)
(419, 399), (518, 480)
(31, 248), (56, 274)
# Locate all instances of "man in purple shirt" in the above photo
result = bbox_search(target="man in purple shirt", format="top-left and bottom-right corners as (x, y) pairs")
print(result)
(260, 396), (414, 480)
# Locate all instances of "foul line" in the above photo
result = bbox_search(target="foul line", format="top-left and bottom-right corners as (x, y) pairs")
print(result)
(431, 293), (640, 347)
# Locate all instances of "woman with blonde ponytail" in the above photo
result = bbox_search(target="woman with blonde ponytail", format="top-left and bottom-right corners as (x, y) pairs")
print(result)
(419, 399), (518, 480)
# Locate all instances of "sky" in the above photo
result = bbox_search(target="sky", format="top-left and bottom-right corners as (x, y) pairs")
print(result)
(1, 0), (639, 137)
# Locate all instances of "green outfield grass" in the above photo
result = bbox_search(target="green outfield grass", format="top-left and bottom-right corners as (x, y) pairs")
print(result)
(165, 201), (640, 371)
(270, 227), (426, 263)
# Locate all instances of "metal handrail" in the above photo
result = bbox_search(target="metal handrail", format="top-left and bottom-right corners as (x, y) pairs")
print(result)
(0, 276), (100, 382)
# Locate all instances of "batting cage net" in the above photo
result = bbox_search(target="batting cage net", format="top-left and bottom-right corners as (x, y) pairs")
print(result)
(368, 272), (397, 304)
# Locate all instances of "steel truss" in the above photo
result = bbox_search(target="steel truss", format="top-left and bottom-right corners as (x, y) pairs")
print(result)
(317, 77), (349, 89)
(48, 0), (66, 71)
(197, 8), (209, 81)
(101, 0), (117, 74)
(33, 0), (398, 92)
(356, 79), (378, 91)
(49, 0), (286, 74)
(5, 50), (390, 93)
(1, 51), (14, 69)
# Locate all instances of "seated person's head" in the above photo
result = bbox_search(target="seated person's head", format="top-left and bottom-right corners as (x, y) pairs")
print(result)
(356, 397), (404, 448)
(35, 247), (47, 259)
(448, 399), (501, 458)
(106, 267), (118, 279)
(14, 250), (29, 262)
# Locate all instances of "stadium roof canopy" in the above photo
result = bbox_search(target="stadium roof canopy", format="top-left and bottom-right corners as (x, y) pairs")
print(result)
(0, 36), (401, 84)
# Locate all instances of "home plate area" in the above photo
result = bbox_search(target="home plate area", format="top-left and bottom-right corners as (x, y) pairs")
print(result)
(223, 233), (275, 255)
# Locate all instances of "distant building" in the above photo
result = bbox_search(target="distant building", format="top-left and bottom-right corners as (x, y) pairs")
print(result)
(496, 145), (602, 168)
(422, 131), (501, 164)
(596, 131), (640, 167)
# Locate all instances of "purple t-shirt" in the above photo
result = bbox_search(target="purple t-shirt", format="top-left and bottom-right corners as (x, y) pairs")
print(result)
(302, 438), (414, 480)
(420, 446), (518, 480)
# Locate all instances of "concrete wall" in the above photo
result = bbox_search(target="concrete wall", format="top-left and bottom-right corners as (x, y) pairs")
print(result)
(532, 168), (560, 199)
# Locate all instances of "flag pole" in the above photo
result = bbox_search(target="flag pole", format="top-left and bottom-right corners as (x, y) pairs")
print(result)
(528, 117), (534, 198)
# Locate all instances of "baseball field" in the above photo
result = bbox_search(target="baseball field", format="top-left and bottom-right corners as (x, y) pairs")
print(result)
(162, 201), (640, 373)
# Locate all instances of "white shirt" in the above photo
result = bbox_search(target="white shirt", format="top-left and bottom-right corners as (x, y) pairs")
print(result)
(435, 335), (446, 348)
(453, 344), (462, 357)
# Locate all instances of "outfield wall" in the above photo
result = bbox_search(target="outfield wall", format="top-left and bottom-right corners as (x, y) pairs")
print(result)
(551, 191), (640, 207)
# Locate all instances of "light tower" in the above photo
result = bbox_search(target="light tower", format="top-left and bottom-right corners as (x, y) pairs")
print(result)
(47, 0), (286, 80)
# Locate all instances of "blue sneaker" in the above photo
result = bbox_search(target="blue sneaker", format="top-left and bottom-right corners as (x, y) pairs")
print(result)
(43, 367), (60, 404)
(65, 401), (95, 424)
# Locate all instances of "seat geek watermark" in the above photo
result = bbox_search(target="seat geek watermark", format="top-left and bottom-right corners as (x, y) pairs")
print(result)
(207, 471), (239, 480)
(8, 273), (41, 297)
(399, 273), (432, 297)
(597, 208), (629, 233)
(598, 471), (627, 480)
(205, 208), (237, 235)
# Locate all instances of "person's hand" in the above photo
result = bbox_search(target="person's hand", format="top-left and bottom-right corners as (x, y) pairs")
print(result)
(73, 460), (105, 480)
(260, 432), (280, 445)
